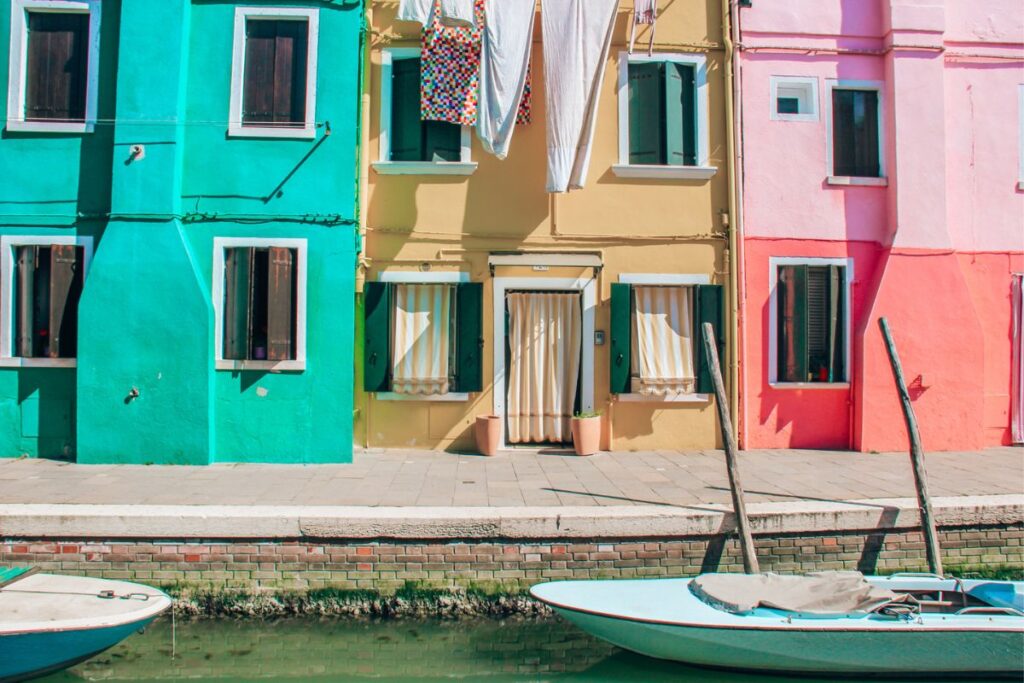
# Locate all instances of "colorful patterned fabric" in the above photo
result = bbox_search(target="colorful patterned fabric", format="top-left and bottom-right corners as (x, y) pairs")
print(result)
(421, 0), (530, 126)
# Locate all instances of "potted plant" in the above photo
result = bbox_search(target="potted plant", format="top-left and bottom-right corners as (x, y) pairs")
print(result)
(571, 411), (602, 456)
(475, 414), (501, 456)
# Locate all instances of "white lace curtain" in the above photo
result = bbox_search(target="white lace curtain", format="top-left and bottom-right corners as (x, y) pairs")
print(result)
(631, 286), (697, 396)
(392, 284), (452, 395)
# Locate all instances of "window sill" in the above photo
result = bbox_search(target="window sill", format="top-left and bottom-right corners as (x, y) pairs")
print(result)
(611, 164), (717, 180)
(372, 160), (478, 176)
(770, 382), (850, 390)
(6, 119), (93, 134)
(826, 176), (887, 187)
(0, 357), (76, 368)
(216, 359), (305, 372)
(615, 393), (710, 403)
(227, 124), (316, 140)
(375, 392), (470, 402)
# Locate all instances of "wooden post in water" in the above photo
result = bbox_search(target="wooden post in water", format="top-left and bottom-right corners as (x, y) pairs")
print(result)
(702, 322), (759, 574)
(878, 317), (944, 576)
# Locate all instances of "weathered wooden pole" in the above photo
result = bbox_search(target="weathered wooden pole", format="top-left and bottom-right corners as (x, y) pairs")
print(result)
(702, 322), (759, 574)
(878, 317), (944, 576)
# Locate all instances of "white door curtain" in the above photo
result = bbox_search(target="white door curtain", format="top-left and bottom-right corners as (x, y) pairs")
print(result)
(391, 284), (453, 395)
(1012, 274), (1024, 444)
(477, 0), (535, 159)
(541, 0), (618, 192)
(506, 292), (582, 444)
(631, 286), (697, 396)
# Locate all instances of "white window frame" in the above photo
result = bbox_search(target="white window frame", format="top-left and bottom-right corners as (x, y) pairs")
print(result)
(768, 256), (853, 389)
(212, 237), (307, 372)
(824, 79), (887, 187)
(228, 7), (319, 140)
(373, 47), (476, 176)
(6, 0), (101, 134)
(615, 273), (710, 403)
(1018, 84), (1024, 191)
(613, 51), (716, 180)
(0, 234), (93, 367)
(770, 75), (818, 122)
(375, 270), (470, 402)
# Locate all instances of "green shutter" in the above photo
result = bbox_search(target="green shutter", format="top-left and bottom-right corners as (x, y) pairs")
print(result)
(424, 120), (461, 162)
(777, 265), (809, 382)
(695, 284), (724, 394)
(363, 281), (392, 392)
(829, 265), (846, 382)
(665, 63), (696, 166)
(390, 58), (423, 161)
(628, 62), (664, 165)
(454, 282), (483, 392)
(609, 283), (632, 394)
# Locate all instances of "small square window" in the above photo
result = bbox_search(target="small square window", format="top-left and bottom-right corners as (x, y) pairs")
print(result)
(770, 76), (818, 122)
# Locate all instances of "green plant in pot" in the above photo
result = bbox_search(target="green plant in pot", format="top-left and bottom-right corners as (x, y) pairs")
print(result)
(571, 411), (602, 456)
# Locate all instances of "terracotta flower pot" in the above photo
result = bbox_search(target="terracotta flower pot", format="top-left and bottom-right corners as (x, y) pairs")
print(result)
(571, 416), (601, 456)
(475, 415), (502, 456)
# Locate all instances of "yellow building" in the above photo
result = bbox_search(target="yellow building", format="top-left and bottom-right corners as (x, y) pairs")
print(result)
(356, 0), (735, 452)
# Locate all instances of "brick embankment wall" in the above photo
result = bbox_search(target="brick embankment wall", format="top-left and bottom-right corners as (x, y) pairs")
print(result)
(2, 525), (1020, 598)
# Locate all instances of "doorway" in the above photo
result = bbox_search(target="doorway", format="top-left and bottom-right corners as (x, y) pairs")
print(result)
(505, 291), (582, 446)
(492, 276), (596, 450)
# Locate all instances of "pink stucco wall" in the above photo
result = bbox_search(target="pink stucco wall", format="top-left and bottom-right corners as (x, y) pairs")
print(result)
(738, 0), (1024, 451)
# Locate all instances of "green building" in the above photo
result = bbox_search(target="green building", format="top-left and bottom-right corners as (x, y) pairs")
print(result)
(0, 0), (361, 463)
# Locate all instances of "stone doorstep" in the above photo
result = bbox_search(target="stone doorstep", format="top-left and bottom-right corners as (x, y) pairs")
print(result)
(0, 494), (1020, 541)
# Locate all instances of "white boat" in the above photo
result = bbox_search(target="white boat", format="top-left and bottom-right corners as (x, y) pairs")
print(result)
(531, 572), (1024, 677)
(0, 567), (171, 682)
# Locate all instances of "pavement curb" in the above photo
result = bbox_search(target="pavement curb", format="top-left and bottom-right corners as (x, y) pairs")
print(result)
(1, 494), (1020, 540)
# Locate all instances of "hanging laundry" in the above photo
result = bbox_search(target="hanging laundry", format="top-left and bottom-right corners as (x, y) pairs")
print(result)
(420, 0), (483, 125)
(397, 0), (433, 26)
(541, 0), (618, 192)
(629, 0), (658, 54)
(439, 0), (475, 27)
(477, 0), (535, 158)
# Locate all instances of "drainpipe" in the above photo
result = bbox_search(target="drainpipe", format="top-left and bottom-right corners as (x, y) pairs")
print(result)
(357, 0), (373, 449)
(722, 0), (745, 444)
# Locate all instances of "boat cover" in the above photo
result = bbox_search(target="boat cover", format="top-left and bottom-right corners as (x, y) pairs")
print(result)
(690, 571), (898, 615)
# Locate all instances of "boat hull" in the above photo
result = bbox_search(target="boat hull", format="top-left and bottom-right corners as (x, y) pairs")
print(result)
(0, 615), (160, 683)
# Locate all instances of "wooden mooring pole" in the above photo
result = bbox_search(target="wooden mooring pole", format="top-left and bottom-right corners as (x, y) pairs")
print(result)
(878, 317), (944, 576)
(702, 322), (759, 574)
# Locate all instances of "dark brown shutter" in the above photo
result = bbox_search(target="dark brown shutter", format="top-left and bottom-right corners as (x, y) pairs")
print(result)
(15, 246), (36, 358)
(266, 247), (296, 361)
(777, 265), (808, 382)
(224, 247), (254, 360)
(48, 245), (81, 358)
(243, 20), (307, 126)
(25, 12), (88, 121)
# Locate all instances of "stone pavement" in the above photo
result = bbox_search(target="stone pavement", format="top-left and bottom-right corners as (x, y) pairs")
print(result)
(1, 446), (1020, 508)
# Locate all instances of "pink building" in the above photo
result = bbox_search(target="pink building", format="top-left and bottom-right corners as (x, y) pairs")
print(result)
(736, 0), (1024, 451)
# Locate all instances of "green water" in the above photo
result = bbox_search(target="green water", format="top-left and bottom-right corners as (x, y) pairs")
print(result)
(38, 617), (998, 683)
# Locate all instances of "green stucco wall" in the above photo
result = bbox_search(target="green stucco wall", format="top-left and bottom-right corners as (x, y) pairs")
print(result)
(1, 0), (360, 464)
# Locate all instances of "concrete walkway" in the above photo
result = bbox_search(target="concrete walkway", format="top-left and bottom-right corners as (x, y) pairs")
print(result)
(1, 447), (1019, 507)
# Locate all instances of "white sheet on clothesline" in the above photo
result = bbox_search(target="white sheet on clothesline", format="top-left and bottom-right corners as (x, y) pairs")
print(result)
(397, 0), (433, 25)
(541, 0), (618, 192)
(477, 0), (535, 159)
(439, 0), (475, 27)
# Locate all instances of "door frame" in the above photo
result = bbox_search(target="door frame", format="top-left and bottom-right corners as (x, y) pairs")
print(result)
(492, 276), (596, 450)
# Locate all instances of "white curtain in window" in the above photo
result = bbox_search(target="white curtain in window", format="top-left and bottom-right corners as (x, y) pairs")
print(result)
(392, 284), (452, 395)
(507, 292), (582, 444)
(631, 286), (696, 395)
(1012, 275), (1024, 444)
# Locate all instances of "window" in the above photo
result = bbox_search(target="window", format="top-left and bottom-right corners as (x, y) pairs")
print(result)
(213, 238), (306, 370)
(609, 277), (723, 400)
(770, 76), (818, 122)
(6, 0), (100, 133)
(0, 236), (92, 366)
(770, 259), (851, 386)
(829, 84), (882, 179)
(229, 7), (318, 139)
(374, 48), (474, 175)
(363, 275), (482, 399)
(614, 53), (714, 180)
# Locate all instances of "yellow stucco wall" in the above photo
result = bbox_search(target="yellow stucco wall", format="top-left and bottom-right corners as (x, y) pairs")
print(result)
(359, 0), (729, 452)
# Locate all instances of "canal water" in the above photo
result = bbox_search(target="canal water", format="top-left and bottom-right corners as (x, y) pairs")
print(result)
(40, 616), (997, 683)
